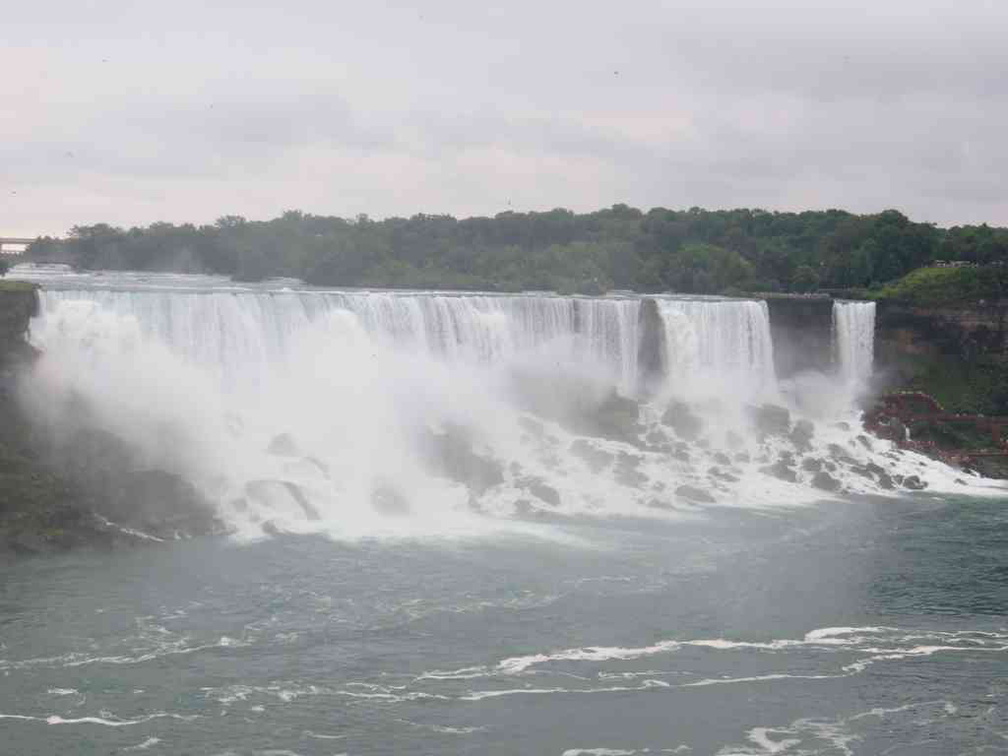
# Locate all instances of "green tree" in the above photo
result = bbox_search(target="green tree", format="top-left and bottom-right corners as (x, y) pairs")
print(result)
(665, 243), (753, 294)
(790, 265), (820, 293)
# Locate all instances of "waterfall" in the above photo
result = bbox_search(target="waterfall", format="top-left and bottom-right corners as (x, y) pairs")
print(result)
(833, 301), (876, 388)
(654, 298), (777, 399)
(24, 275), (975, 541)
(35, 290), (643, 393)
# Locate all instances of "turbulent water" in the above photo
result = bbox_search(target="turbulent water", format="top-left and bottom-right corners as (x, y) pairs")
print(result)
(2, 267), (1005, 754)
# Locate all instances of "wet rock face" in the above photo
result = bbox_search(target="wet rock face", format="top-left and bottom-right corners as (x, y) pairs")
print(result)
(569, 439), (614, 472)
(761, 460), (798, 483)
(708, 466), (739, 483)
(828, 443), (857, 465)
(119, 469), (221, 537)
(811, 471), (842, 492)
(801, 457), (824, 473)
(423, 425), (505, 494)
(266, 433), (299, 456)
(615, 452), (648, 488)
(790, 420), (815, 452)
(765, 296), (834, 378)
(636, 298), (667, 392)
(749, 404), (791, 438)
(0, 286), (39, 366)
(583, 391), (645, 443)
(903, 474), (928, 490)
(662, 402), (703, 441)
(371, 483), (409, 516)
(517, 476), (561, 507)
(675, 484), (716, 504)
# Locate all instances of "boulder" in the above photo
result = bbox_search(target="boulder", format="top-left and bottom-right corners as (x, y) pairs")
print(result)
(903, 475), (928, 490)
(749, 404), (791, 437)
(644, 428), (670, 446)
(519, 477), (561, 507)
(827, 443), (857, 465)
(675, 484), (716, 504)
(801, 457), (823, 473)
(590, 391), (644, 442)
(646, 498), (675, 511)
(120, 469), (221, 537)
(811, 471), (841, 492)
(283, 481), (320, 520)
(761, 460), (798, 483)
(789, 419), (815, 451)
(708, 466), (739, 483)
(662, 402), (703, 441)
(266, 433), (299, 457)
(615, 452), (648, 488)
(569, 439), (614, 473)
(372, 483), (409, 516)
(424, 425), (505, 494)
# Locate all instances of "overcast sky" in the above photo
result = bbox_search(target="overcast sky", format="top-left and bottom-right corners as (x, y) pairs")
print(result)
(3, 0), (1006, 236)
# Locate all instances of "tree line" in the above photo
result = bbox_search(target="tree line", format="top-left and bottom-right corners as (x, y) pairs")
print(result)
(24, 206), (1008, 295)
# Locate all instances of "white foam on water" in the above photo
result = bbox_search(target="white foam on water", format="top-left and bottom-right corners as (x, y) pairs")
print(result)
(0, 711), (197, 727)
(124, 737), (162, 751)
(415, 625), (1008, 697)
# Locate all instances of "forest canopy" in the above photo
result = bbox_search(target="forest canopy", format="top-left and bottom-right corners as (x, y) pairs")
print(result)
(24, 206), (1008, 295)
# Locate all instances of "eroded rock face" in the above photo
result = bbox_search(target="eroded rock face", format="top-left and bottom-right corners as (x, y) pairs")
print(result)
(120, 469), (221, 537)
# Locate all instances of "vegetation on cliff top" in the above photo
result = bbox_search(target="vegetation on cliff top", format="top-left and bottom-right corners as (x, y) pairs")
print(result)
(24, 206), (1008, 295)
(0, 280), (38, 293)
(877, 265), (1007, 307)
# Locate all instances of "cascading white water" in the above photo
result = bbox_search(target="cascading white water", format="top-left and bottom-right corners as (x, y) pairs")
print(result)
(34, 289), (642, 392)
(833, 301), (876, 389)
(655, 298), (777, 400)
(18, 273), (1001, 540)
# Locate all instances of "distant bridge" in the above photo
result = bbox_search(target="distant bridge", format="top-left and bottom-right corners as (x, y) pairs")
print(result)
(0, 237), (35, 255)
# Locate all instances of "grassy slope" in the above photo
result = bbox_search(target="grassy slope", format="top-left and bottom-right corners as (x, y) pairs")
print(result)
(876, 265), (1006, 306)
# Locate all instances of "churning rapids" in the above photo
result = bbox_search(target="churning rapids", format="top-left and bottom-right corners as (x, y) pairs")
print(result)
(2, 268), (1006, 755)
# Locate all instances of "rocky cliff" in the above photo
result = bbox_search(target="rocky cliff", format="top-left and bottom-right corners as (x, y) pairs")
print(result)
(874, 299), (1007, 411)
(0, 285), (223, 555)
(764, 295), (835, 378)
(873, 298), (1007, 477)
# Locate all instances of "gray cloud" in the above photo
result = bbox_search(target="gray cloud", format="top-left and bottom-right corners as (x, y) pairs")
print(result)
(3, 0), (1007, 235)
